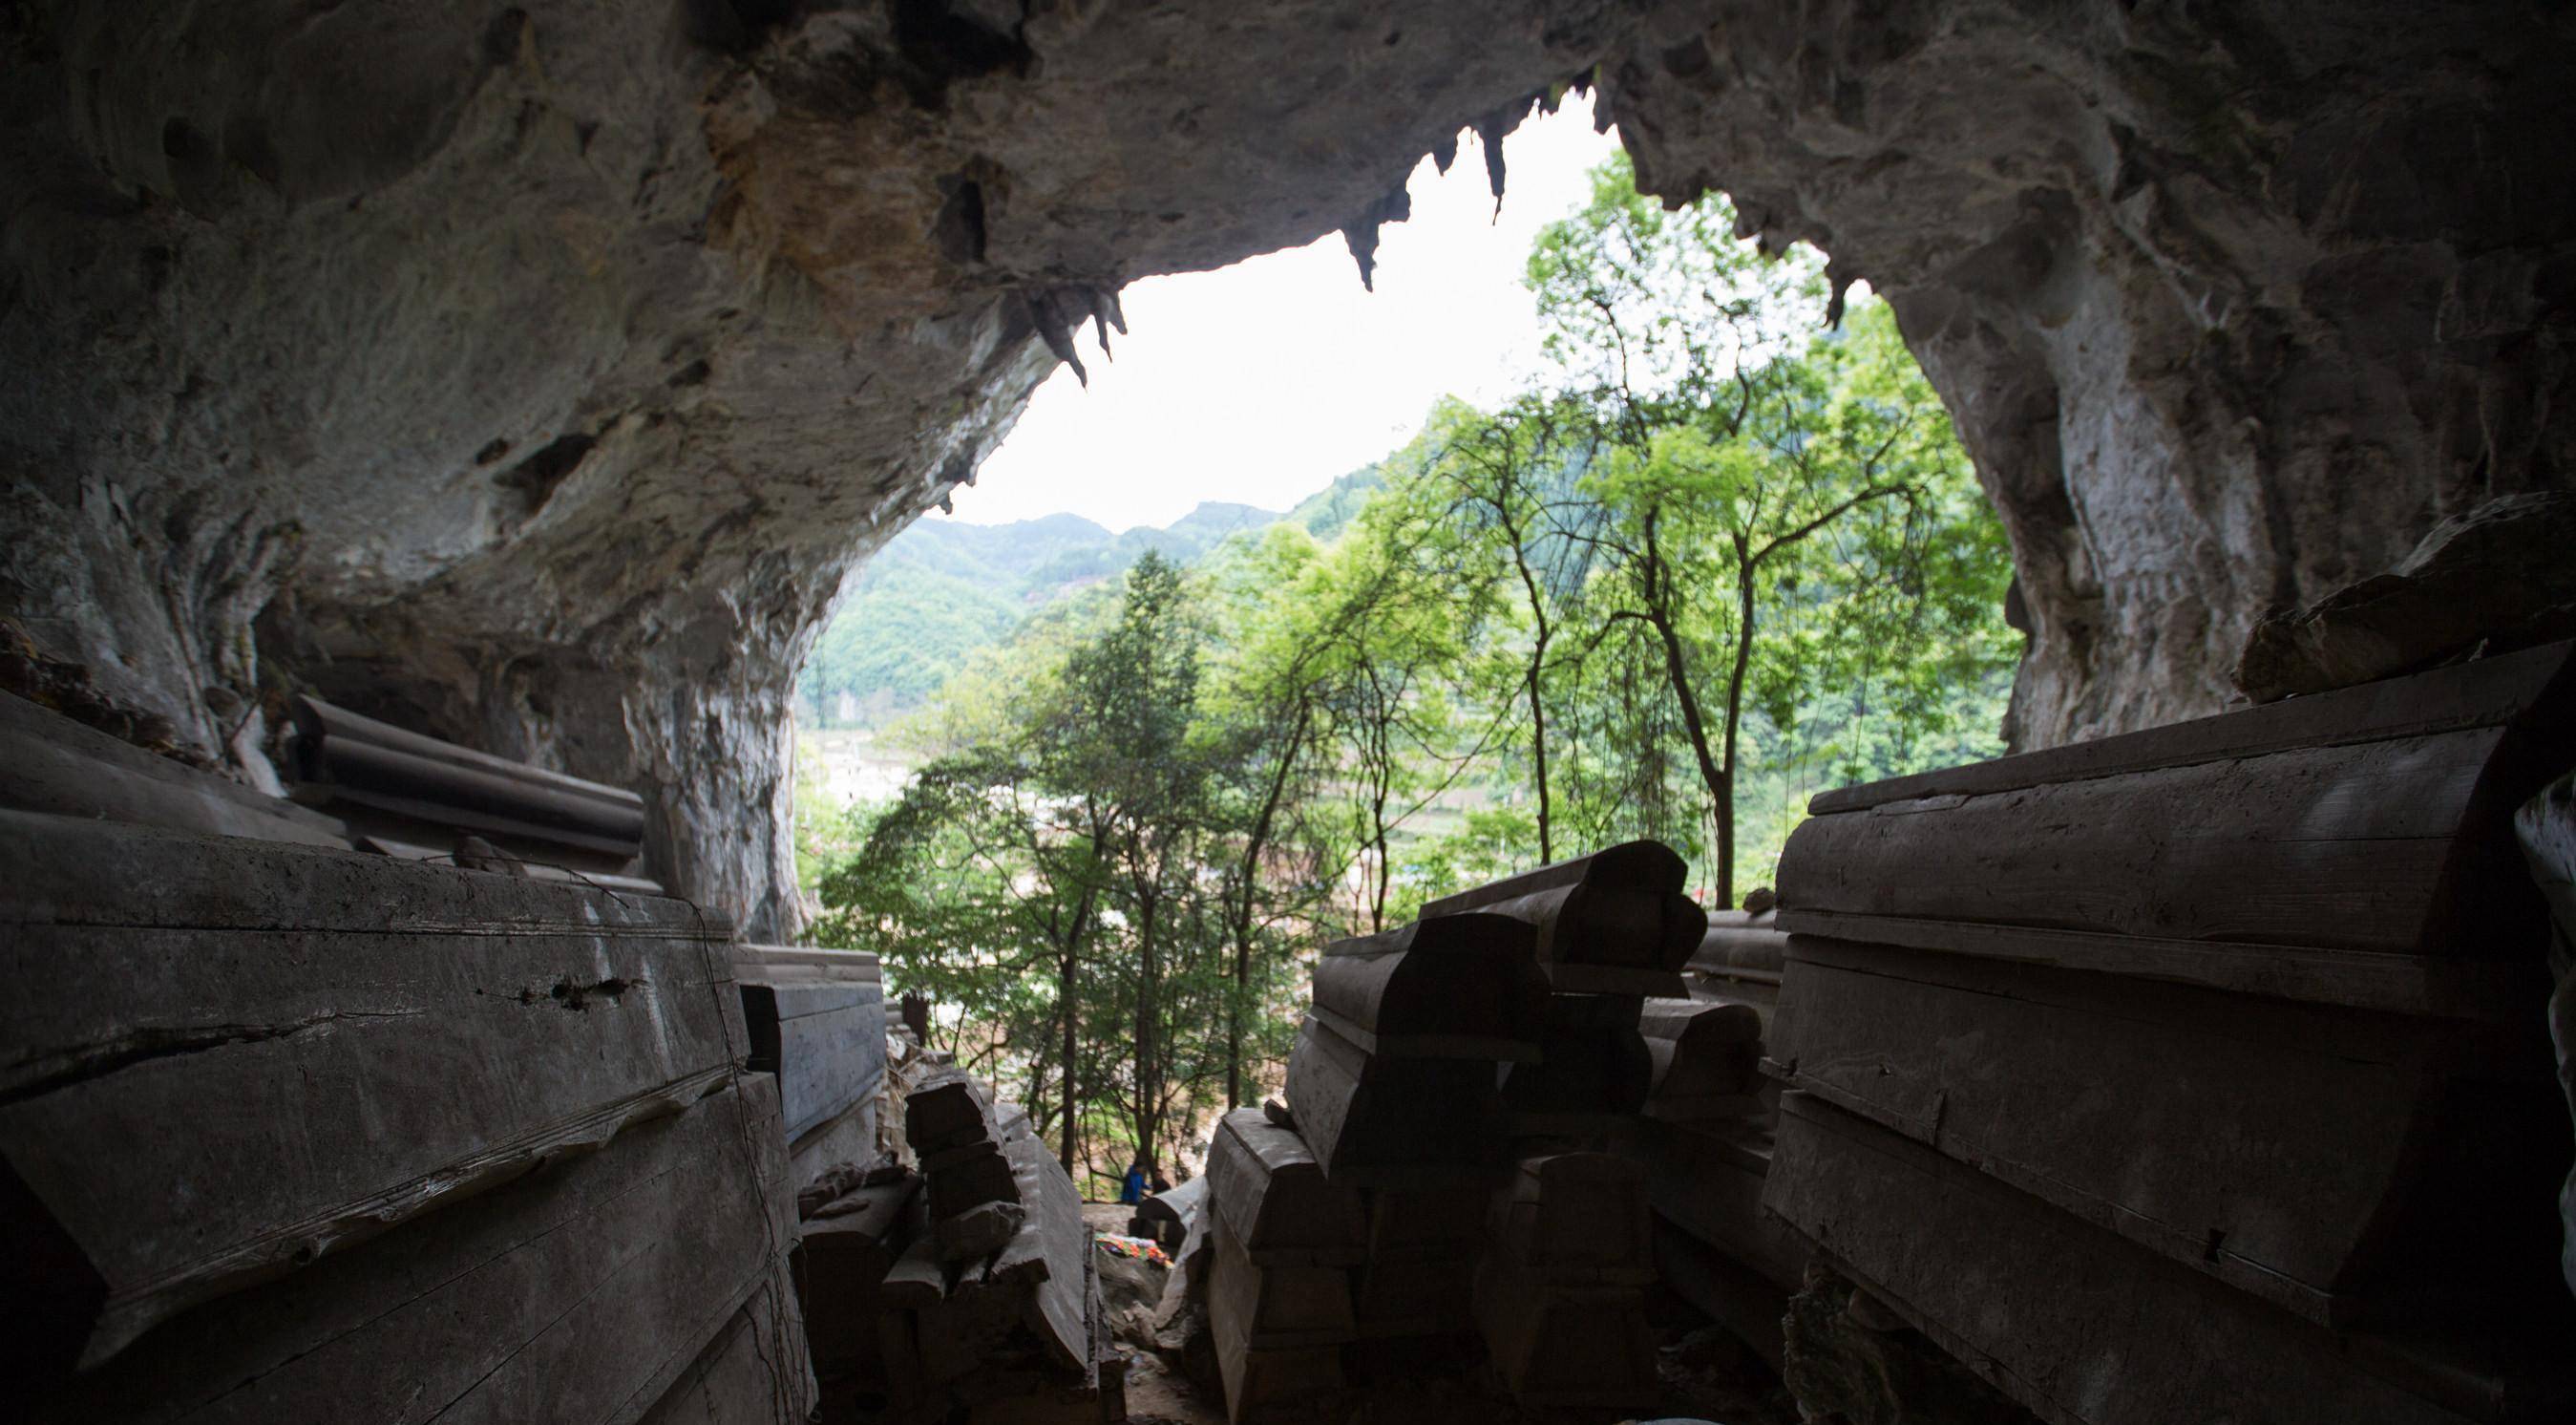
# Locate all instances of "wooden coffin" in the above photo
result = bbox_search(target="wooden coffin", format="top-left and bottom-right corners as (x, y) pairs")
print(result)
(1486, 1152), (1655, 1287)
(1763, 1092), (2567, 1425)
(286, 694), (647, 865)
(1207, 1218), (1347, 1424)
(0, 809), (745, 1374)
(1204, 1216), (1357, 1349)
(1638, 995), (1763, 1120)
(797, 1176), (921, 1385)
(1283, 1015), (1500, 1185)
(1642, 1117), (1805, 1290)
(1691, 909), (1786, 980)
(1359, 1183), (1488, 1262)
(1766, 936), (2562, 1324)
(740, 978), (886, 1146)
(1770, 643), (2576, 1333)
(38, 1075), (808, 1424)
(1494, 992), (1652, 1133)
(1310, 914), (1547, 1060)
(639, 1269), (813, 1425)
(1350, 1253), (1474, 1338)
(1206, 1108), (1367, 1265)
(0, 690), (350, 850)
(1130, 1172), (1205, 1252)
(1420, 840), (1704, 995)
(1779, 639), (2575, 1012)
(1469, 1252), (1659, 1410)
(1651, 1216), (1786, 1371)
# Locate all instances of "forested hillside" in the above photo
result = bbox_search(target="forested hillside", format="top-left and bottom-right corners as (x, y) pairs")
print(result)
(796, 472), (1383, 726)
(802, 154), (2019, 1186)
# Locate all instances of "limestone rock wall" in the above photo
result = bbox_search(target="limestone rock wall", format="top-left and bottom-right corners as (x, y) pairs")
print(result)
(1604, 0), (2576, 743)
(0, 0), (1657, 933)
(4, 0), (2570, 927)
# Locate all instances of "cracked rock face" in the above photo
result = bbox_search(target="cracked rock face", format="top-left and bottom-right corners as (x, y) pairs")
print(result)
(1606, 0), (2576, 742)
(3, 0), (2570, 930)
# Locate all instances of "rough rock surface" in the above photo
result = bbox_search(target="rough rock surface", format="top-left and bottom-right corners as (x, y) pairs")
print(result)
(2233, 490), (2576, 702)
(0, 0), (1660, 932)
(5, 1), (2573, 927)
(1606, 0), (2576, 741)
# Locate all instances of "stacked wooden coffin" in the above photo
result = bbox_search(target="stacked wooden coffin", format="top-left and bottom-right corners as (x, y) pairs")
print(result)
(1761, 639), (2576, 1425)
(734, 942), (889, 1192)
(1193, 841), (1712, 1419)
(1634, 908), (1807, 1363)
(796, 1067), (1121, 1424)
(1472, 1153), (1661, 1407)
(0, 711), (813, 1423)
(1197, 1109), (1367, 1421)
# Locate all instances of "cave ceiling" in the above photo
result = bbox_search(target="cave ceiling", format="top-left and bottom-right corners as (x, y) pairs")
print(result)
(3, 0), (2567, 932)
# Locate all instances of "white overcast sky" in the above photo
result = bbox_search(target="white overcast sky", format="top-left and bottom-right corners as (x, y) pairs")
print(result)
(953, 96), (1623, 531)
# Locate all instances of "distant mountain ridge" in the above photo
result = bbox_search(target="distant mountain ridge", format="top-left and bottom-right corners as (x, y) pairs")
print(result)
(798, 467), (1383, 728)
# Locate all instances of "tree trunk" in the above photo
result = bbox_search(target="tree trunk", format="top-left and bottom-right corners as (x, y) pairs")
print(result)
(1133, 886), (1161, 1176)
(1637, 511), (1735, 905)
(1228, 703), (1308, 1110)
(1506, 521), (1554, 864)
(1719, 556), (1757, 909)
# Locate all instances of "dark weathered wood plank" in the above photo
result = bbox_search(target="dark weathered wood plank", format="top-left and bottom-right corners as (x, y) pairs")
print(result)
(1207, 1108), (1366, 1266)
(1772, 912), (2543, 1018)
(1495, 995), (1651, 1129)
(37, 1076), (797, 1425)
(1359, 1184), (1487, 1263)
(1205, 1219), (1354, 1349)
(636, 1273), (814, 1425)
(1351, 1254), (1473, 1339)
(0, 812), (745, 1370)
(741, 983), (886, 1142)
(1651, 1215), (1786, 1371)
(1643, 1117), (1805, 1289)
(1807, 639), (2572, 815)
(1765, 938), (2502, 1321)
(1763, 1093), (2484, 1425)
(1783, 730), (2510, 956)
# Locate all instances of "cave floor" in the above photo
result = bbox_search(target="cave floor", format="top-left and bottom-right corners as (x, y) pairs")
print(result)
(1115, 1320), (1800, 1425)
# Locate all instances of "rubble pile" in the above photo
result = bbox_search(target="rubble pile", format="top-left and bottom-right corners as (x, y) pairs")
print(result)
(1190, 840), (1712, 1421)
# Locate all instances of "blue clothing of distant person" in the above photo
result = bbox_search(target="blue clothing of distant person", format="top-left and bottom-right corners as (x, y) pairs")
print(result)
(1119, 1161), (1146, 1204)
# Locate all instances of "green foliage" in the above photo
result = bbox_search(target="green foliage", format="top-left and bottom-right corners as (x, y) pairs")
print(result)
(806, 150), (2019, 1182)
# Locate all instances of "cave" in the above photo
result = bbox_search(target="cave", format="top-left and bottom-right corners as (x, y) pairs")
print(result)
(3, 2), (2571, 1423)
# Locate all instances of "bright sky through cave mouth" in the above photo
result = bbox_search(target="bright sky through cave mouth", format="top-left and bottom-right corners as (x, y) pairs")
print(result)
(955, 96), (1623, 531)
